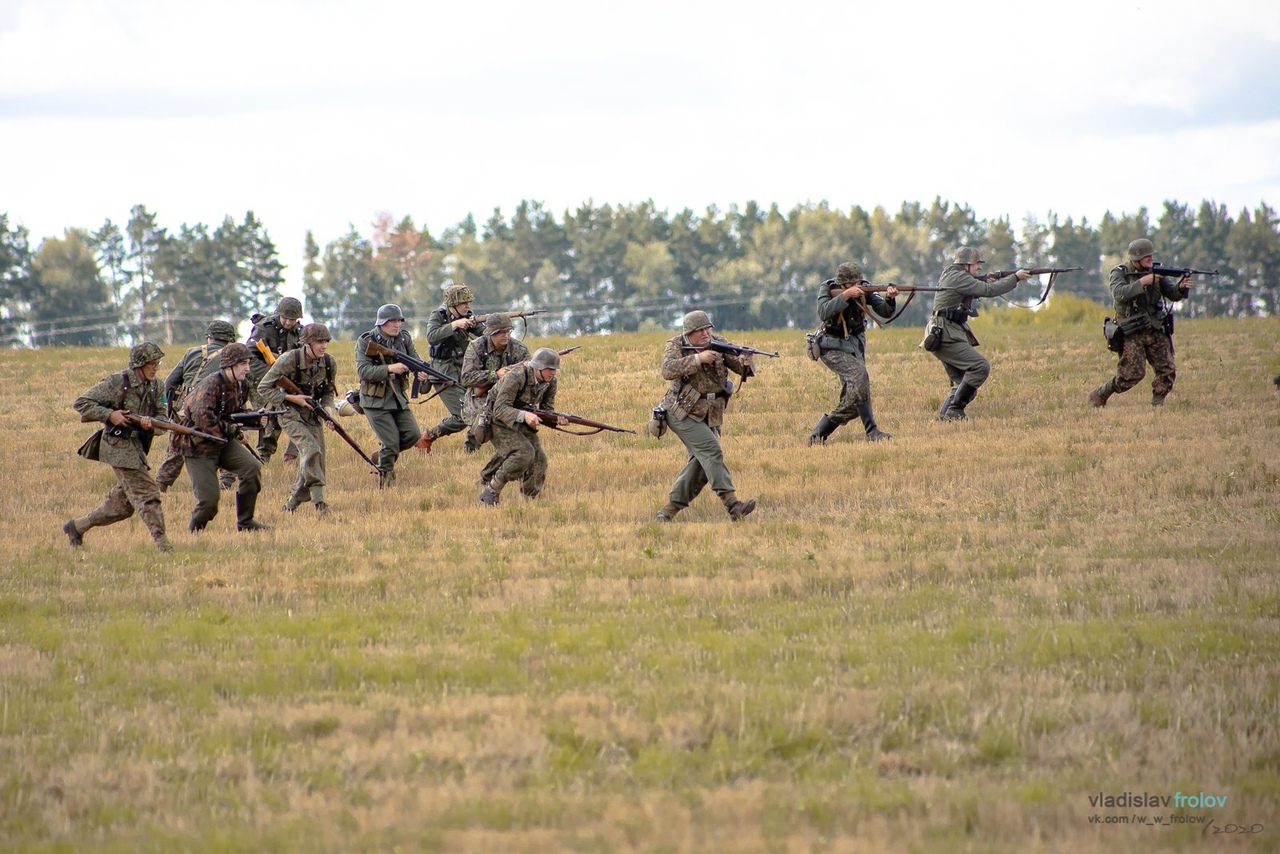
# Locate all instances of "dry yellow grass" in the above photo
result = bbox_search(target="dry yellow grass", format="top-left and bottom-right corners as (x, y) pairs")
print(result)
(1, 309), (1278, 852)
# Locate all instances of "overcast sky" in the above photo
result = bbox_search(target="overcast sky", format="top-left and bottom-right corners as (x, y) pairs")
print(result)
(3, 0), (1278, 294)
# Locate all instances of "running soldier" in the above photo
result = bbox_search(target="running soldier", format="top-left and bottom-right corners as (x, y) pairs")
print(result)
(654, 311), (757, 522)
(179, 343), (271, 533)
(259, 323), (339, 517)
(924, 248), (1031, 420)
(156, 320), (237, 492)
(64, 343), (171, 552)
(478, 348), (566, 506)
(246, 296), (303, 462)
(809, 262), (898, 445)
(1089, 238), (1191, 407)
(460, 313), (530, 486)
(355, 304), (429, 488)
(419, 284), (483, 453)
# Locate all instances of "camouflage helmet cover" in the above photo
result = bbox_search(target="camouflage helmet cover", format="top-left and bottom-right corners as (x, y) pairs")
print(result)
(682, 310), (714, 335)
(219, 342), (252, 368)
(129, 342), (165, 368)
(529, 347), (561, 371)
(376, 303), (405, 325)
(444, 284), (475, 306)
(277, 297), (304, 319)
(954, 247), (986, 265)
(205, 320), (237, 343)
(1127, 238), (1155, 260)
(485, 312), (514, 335)
(835, 263), (866, 285)
(300, 322), (332, 343)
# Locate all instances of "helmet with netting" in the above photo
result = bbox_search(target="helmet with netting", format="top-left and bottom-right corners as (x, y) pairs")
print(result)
(444, 284), (475, 307)
(205, 320), (237, 343)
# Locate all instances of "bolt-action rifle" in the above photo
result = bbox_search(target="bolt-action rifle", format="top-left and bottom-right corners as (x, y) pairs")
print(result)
(361, 339), (460, 404)
(520, 407), (636, 436)
(122, 412), (226, 444)
(472, 309), (547, 323)
(273, 376), (379, 473)
(981, 266), (1083, 307)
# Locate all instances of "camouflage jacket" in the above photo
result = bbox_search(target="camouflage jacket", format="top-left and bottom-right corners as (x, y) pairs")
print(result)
(355, 326), (422, 410)
(929, 264), (1019, 324)
(659, 333), (749, 428)
(163, 343), (226, 415)
(461, 335), (531, 394)
(816, 278), (895, 348)
(258, 348), (338, 425)
(246, 315), (301, 385)
(491, 365), (557, 430)
(425, 305), (483, 374)
(179, 371), (250, 459)
(1109, 261), (1187, 335)
(74, 368), (163, 470)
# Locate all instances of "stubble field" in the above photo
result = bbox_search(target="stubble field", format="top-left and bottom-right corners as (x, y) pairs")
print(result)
(1, 304), (1278, 853)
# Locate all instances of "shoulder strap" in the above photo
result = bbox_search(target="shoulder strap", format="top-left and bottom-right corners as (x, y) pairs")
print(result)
(117, 370), (131, 409)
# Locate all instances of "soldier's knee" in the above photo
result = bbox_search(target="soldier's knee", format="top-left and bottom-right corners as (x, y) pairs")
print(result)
(967, 359), (991, 385)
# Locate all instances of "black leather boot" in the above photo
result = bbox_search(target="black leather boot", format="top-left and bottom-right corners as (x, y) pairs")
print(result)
(856, 400), (891, 441)
(940, 382), (977, 421)
(808, 414), (839, 446)
(236, 492), (272, 532)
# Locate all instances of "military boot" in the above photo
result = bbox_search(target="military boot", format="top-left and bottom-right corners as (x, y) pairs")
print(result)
(808, 414), (839, 446)
(940, 382), (977, 421)
(314, 501), (330, 518)
(154, 535), (173, 553)
(236, 493), (272, 532)
(479, 485), (500, 507)
(855, 401), (891, 442)
(1151, 393), (1167, 407)
(378, 469), (396, 489)
(1089, 381), (1114, 408)
(62, 519), (84, 548)
(655, 502), (680, 523)
(937, 385), (959, 419)
(720, 491), (757, 522)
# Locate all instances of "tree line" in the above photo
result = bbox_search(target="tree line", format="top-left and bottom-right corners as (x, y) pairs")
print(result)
(3, 197), (1276, 347)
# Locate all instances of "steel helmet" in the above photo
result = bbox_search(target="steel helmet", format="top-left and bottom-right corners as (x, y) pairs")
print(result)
(129, 342), (165, 368)
(835, 262), (865, 285)
(444, 284), (475, 307)
(219, 342), (252, 367)
(300, 322), (331, 343)
(376, 304), (405, 325)
(205, 320), (237, 343)
(682, 310), (713, 334)
(1127, 238), (1155, 261)
(529, 347), (561, 371)
(954, 247), (985, 265)
(277, 297), (304, 320)
(485, 313), (514, 335)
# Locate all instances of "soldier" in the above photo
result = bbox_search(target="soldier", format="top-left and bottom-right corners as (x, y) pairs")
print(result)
(179, 343), (271, 533)
(259, 323), (339, 517)
(809, 262), (899, 445)
(1090, 238), (1191, 407)
(654, 311), (757, 523)
(355, 304), (429, 488)
(246, 296), (303, 462)
(155, 319), (238, 492)
(478, 348), (566, 506)
(419, 284), (483, 453)
(924, 248), (1032, 421)
(64, 343), (171, 552)
(460, 313), (531, 486)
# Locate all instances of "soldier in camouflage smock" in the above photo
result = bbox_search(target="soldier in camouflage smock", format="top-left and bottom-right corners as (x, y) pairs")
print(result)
(156, 320), (238, 491)
(65, 343), (171, 552)
(179, 343), (270, 533)
(478, 348), (566, 506)
(355, 304), (428, 488)
(259, 323), (339, 516)
(420, 284), (484, 453)
(924, 248), (1031, 420)
(809, 262), (898, 445)
(1089, 238), (1190, 408)
(246, 296), (303, 461)
(460, 313), (530, 486)
(654, 311), (757, 523)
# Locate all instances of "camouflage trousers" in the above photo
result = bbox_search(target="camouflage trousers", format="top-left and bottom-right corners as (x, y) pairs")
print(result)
(463, 394), (502, 484)
(72, 465), (167, 543)
(487, 421), (547, 498)
(819, 346), (870, 426)
(1108, 327), (1176, 398)
(665, 415), (736, 511)
(280, 416), (327, 508)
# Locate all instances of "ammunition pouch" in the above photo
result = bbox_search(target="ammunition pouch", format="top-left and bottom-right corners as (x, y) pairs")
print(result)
(1104, 317), (1124, 353)
(922, 321), (943, 352)
(936, 308), (972, 323)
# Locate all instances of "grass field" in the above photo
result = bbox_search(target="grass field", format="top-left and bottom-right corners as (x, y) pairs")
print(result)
(2, 302), (1278, 852)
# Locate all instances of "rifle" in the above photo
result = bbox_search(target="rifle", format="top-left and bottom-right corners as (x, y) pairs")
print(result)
(473, 309), (547, 323)
(520, 407), (636, 436)
(982, 266), (1082, 308)
(557, 345), (581, 356)
(123, 412), (226, 445)
(254, 338), (277, 365)
(679, 339), (780, 384)
(1151, 264), (1219, 278)
(273, 376), (379, 473)
(229, 409), (289, 430)
(825, 281), (945, 326)
(361, 338), (459, 403)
